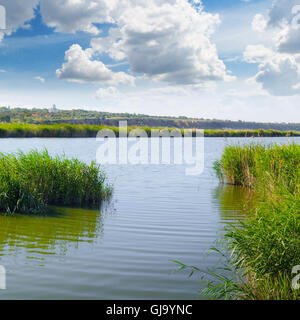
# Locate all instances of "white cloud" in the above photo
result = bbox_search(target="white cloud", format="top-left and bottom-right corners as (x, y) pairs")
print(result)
(244, 0), (300, 96)
(211, 1), (273, 58)
(0, 0), (39, 41)
(0, 0), (115, 40)
(267, 0), (300, 54)
(252, 14), (267, 32)
(56, 44), (134, 85)
(39, 0), (114, 35)
(88, 0), (233, 85)
(33, 76), (45, 83)
(244, 45), (300, 96)
(254, 56), (300, 96)
(2, 0), (232, 87)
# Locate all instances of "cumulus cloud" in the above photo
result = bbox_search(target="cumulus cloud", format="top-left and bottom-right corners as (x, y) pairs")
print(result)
(276, 25), (300, 54)
(266, 0), (300, 54)
(0, 0), (39, 41)
(90, 0), (232, 85)
(56, 44), (134, 85)
(0, 0), (116, 40)
(39, 0), (115, 35)
(1, 0), (231, 87)
(245, 0), (300, 96)
(244, 45), (300, 96)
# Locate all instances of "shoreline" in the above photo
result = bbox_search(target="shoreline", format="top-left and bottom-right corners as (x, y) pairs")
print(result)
(0, 123), (299, 138)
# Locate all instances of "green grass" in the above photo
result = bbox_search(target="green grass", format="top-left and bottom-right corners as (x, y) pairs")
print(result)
(0, 149), (112, 215)
(210, 143), (300, 300)
(0, 123), (298, 137)
(214, 143), (300, 189)
(205, 129), (300, 137)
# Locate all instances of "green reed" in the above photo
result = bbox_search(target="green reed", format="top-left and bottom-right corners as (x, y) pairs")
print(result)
(174, 143), (300, 300)
(214, 143), (300, 189)
(0, 149), (112, 215)
(0, 123), (298, 138)
(210, 143), (300, 299)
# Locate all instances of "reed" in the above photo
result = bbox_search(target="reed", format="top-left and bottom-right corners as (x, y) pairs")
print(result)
(0, 150), (112, 215)
(214, 143), (300, 189)
(211, 143), (300, 300)
(0, 123), (298, 138)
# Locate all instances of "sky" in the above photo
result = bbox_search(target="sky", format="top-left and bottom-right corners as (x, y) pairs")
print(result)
(0, 0), (299, 122)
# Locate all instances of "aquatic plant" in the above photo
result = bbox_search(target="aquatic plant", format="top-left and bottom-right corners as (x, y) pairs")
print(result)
(213, 144), (264, 187)
(0, 150), (112, 215)
(175, 143), (300, 300)
(0, 123), (298, 138)
(214, 143), (300, 189)
(211, 143), (300, 300)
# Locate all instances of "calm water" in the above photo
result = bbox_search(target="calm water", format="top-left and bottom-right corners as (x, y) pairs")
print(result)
(0, 137), (298, 300)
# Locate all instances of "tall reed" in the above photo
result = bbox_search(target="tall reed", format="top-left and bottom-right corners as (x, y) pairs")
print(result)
(0, 123), (298, 138)
(0, 150), (112, 215)
(212, 143), (300, 300)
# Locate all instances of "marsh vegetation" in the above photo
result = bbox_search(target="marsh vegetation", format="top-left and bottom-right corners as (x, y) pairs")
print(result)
(210, 143), (300, 299)
(0, 149), (112, 215)
(0, 123), (298, 138)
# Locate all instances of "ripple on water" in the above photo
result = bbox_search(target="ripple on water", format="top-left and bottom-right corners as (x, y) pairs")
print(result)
(0, 137), (298, 299)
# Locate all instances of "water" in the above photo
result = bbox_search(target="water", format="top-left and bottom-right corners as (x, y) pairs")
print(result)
(0, 137), (298, 300)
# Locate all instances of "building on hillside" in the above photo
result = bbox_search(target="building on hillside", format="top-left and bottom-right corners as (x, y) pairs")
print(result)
(48, 104), (58, 114)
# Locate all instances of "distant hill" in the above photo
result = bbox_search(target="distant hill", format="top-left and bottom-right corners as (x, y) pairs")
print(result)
(0, 106), (300, 131)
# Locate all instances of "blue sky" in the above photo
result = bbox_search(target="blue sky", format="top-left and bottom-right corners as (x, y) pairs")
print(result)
(0, 0), (299, 122)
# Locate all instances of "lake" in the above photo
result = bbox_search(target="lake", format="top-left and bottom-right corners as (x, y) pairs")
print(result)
(0, 137), (298, 299)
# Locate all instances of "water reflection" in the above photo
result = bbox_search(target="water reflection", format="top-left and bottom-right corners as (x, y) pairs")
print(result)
(213, 184), (256, 222)
(0, 206), (104, 258)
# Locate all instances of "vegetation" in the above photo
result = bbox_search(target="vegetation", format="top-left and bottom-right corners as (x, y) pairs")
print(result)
(205, 129), (300, 137)
(214, 143), (300, 190)
(0, 123), (298, 138)
(0, 150), (112, 215)
(210, 143), (300, 300)
(1, 106), (300, 131)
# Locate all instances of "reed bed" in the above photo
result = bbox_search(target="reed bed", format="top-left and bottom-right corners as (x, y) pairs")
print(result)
(0, 123), (298, 138)
(212, 143), (300, 300)
(205, 129), (300, 137)
(214, 143), (300, 189)
(0, 150), (112, 215)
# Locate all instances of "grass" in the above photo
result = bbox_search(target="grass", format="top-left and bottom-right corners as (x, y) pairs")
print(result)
(205, 129), (300, 137)
(214, 143), (300, 190)
(174, 143), (300, 300)
(210, 143), (300, 300)
(0, 149), (112, 215)
(0, 123), (298, 138)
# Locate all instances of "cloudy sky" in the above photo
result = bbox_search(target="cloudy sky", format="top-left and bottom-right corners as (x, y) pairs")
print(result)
(0, 0), (299, 122)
